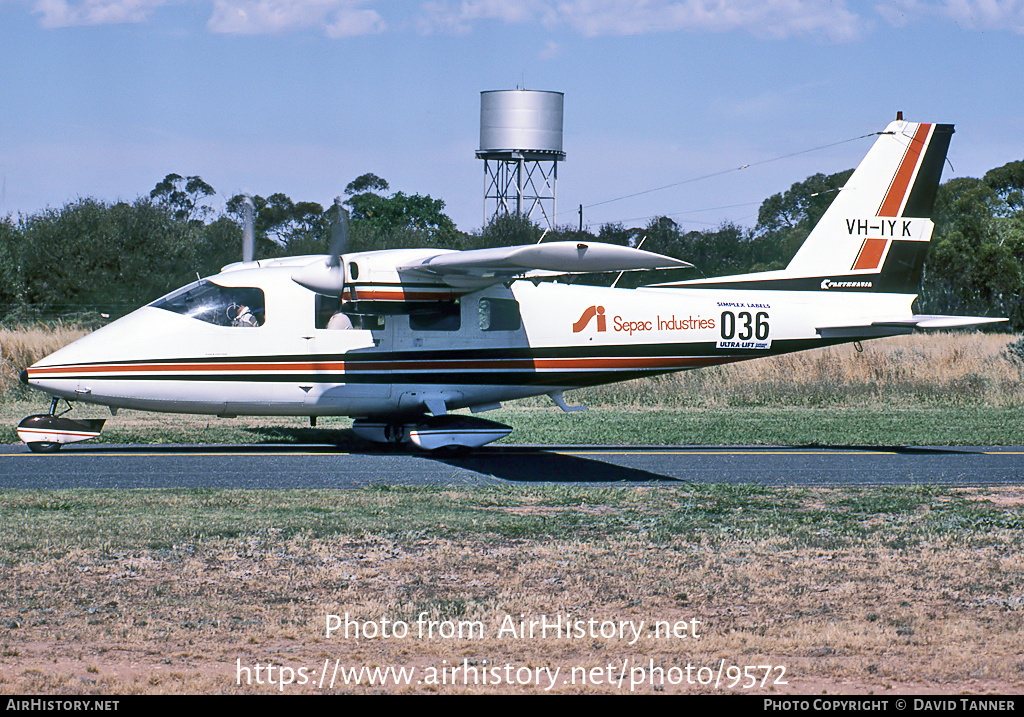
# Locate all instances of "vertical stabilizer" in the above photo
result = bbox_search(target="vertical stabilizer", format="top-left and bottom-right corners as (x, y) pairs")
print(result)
(784, 120), (953, 292)
(654, 119), (954, 294)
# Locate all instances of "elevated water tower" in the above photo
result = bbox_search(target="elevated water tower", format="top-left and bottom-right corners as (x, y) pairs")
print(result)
(477, 89), (565, 229)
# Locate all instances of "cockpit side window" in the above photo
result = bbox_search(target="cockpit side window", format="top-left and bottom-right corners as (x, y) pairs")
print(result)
(150, 280), (266, 327)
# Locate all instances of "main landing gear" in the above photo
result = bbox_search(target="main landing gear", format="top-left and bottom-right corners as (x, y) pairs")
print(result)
(17, 398), (106, 453)
(351, 414), (512, 450)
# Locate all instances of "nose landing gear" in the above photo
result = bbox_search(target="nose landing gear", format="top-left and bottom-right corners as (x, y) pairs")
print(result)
(17, 398), (106, 453)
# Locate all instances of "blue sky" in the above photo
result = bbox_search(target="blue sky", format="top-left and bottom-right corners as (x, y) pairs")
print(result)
(2, 0), (1023, 237)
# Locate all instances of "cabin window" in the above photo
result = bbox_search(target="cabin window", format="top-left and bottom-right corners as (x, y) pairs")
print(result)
(409, 301), (461, 331)
(315, 294), (384, 330)
(479, 298), (521, 332)
(150, 280), (265, 327)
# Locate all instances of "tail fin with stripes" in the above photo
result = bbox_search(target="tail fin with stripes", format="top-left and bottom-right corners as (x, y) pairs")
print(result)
(657, 119), (954, 293)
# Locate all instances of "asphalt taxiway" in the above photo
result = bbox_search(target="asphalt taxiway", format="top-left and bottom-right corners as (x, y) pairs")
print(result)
(2, 444), (1023, 488)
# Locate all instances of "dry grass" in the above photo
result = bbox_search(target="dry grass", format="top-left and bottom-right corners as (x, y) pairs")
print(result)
(556, 332), (1024, 408)
(1, 324), (91, 398)
(1, 486), (1022, 694)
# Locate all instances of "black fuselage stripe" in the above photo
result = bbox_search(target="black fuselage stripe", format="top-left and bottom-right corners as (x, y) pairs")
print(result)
(37, 338), (841, 369)
(33, 369), (685, 387)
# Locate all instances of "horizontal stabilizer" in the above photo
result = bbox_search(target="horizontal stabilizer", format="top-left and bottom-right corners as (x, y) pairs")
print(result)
(403, 241), (691, 288)
(876, 315), (1009, 329)
(818, 314), (1007, 338)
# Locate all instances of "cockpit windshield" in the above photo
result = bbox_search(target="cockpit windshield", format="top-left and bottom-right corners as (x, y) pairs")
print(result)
(149, 280), (266, 327)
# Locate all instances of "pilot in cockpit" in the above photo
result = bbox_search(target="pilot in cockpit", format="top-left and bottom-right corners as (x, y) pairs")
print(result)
(231, 303), (259, 327)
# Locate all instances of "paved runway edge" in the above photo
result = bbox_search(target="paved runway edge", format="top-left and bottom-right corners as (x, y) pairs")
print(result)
(2, 443), (1023, 488)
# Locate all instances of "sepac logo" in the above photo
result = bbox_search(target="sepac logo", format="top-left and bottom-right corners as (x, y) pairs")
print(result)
(573, 305), (606, 333)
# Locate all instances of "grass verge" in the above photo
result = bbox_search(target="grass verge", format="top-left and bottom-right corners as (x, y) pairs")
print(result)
(1, 486), (1022, 694)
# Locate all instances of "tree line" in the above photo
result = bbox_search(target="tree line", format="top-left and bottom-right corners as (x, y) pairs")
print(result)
(1, 162), (1021, 330)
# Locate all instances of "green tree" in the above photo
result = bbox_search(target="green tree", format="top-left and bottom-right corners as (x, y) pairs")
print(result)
(16, 198), (202, 318)
(462, 213), (543, 250)
(150, 174), (216, 224)
(193, 215), (247, 274)
(226, 193), (327, 257)
(921, 175), (1023, 329)
(345, 173), (389, 196)
(982, 159), (1024, 257)
(342, 174), (458, 249)
(596, 222), (639, 248)
(754, 168), (854, 266)
(984, 159), (1024, 218)
(0, 216), (24, 314)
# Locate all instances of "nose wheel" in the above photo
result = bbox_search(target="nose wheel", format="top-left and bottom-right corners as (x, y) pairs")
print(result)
(18, 398), (106, 453)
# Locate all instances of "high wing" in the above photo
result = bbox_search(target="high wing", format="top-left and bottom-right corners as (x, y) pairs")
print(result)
(291, 241), (691, 296)
(400, 241), (693, 288)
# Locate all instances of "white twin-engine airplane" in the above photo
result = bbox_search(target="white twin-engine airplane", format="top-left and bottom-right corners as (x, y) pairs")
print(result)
(18, 118), (1006, 452)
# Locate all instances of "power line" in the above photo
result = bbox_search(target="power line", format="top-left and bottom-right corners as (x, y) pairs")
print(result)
(574, 131), (881, 215)
(606, 201), (763, 228)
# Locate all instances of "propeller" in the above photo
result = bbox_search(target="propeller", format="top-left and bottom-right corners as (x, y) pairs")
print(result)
(327, 197), (349, 268)
(241, 195), (255, 263)
(291, 196), (351, 296)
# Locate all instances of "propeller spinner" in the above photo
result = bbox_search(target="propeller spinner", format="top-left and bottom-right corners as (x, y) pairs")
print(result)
(291, 197), (351, 295)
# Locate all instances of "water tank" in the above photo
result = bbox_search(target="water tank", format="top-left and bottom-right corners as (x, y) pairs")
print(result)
(478, 90), (565, 158)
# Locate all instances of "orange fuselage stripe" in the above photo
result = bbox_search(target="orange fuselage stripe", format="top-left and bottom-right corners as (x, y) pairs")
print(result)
(28, 355), (742, 378)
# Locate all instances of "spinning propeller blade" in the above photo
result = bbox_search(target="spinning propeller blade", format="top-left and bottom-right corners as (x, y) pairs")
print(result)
(241, 195), (255, 263)
(327, 197), (349, 269)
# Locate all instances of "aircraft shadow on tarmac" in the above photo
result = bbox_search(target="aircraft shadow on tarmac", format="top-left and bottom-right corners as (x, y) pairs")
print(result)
(245, 426), (681, 483)
(416, 444), (980, 483)
(421, 449), (682, 484)
(48, 427), (983, 487)
(239, 427), (981, 484)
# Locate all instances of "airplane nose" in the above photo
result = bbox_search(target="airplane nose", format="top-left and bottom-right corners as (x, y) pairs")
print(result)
(20, 369), (28, 385)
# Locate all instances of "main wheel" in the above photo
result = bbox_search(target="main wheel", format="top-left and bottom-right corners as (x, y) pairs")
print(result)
(27, 442), (62, 453)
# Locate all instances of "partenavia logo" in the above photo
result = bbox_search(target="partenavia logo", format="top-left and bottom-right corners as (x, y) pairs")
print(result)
(573, 306), (606, 333)
(820, 279), (874, 290)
